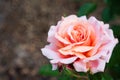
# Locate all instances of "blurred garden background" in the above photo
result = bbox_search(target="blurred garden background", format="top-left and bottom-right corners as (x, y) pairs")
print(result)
(0, 0), (120, 80)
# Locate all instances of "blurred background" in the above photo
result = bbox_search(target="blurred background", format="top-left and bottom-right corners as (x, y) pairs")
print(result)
(0, 0), (120, 80)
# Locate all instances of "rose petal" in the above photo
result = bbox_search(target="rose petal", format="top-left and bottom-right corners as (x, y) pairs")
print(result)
(86, 38), (103, 57)
(60, 42), (84, 50)
(75, 53), (87, 59)
(59, 49), (74, 55)
(50, 56), (78, 64)
(58, 42), (84, 55)
(55, 33), (71, 44)
(51, 64), (58, 70)
(58, 15), (78, 36)
(104, 24), (109, 29)
(106, 29), (114, 40)
(84, 50), (106, 62)
(73, 60), (88, 72)
(47, 26), (57, 43)
(105, 39), (118, 62)
(67, 25), (74, 41)
(41, 46), (60, 59)
(73, 46), (93, 52)
(89, 59), (106, 74)
(88, 16), (101, 37)
(79, 16), (87, 22)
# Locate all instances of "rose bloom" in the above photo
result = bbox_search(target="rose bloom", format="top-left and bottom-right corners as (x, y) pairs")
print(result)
(41, 15), (118, 74)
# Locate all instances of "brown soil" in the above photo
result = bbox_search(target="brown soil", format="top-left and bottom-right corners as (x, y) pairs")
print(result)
(0, 0), (77, 80)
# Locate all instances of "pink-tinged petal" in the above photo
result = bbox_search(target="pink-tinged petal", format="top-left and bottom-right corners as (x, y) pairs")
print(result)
(59, 49), (74, 55)
(60, 42), (84, 50)
(58, 15), (79, 35)
(88, 16), (102, 27)
(106, 29), (115, 40)
(55, 33), (71, 44)
(63, 15), (78, 21)
(73, 60), (88, 72)
(47, 25), (57, 43)
(89, 59), (106, 74)
(48, 26), (56, 37)
(75, 53), (87, 59)
(50, 56), (78, 64)
(84, 50), (106, 62)
(86, 38), (103, 57)
(59, 48), (87, 59)
(99, 39), (118, 63)
(41, 46), (60, 59)
(104, 24), (109, 29)
(105, 39), (118, 62)
(94, 39), (118, 63)
(84, 39), (118, 62)
(73, 46), (93, 52)
(88, 17), (111, 43)
(58, 42), (84, 55)
(85, 40), (111, 60)
(51, 64), (58, 70)
(79, 16), (87, 20)
(60, 57), (78, 64)
(88, 17), (101, 35)
(67, 25), (74, 41)
(88, 16), (97, 25)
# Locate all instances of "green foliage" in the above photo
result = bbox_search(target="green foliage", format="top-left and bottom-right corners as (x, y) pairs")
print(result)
(38, 64), (59, 76)
(107, 25), (120, 79)
(104, 0), (109, 3)
(104, 0), (120, 15)
(77, 3), (97, 17)
(108, 44), (120, 66)
(101, 7), (113, 23)
(101, 73), (113, 80)
(109, 64), (120, 80)
(89, 72), (113, 80)
(58, 75), (75, 80)
(107, 43), (120, 80)
(57, 67), (77, 80)
(111, 25), (120, 38)
(78, 72), (87, 76)
(58, 70), (76, 80)
(105, 0), (120, 15)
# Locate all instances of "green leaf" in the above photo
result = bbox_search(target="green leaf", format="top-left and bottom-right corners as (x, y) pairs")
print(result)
(111, 25), (120, 38)
(108, 25), (120, 79)
(58, 68), (76, 80)
(107, 44), (120, 79)
(89, 72), (102, 80)
(102, 7), (113, 23)
(78, 72), (87, 76)
(107, 0), (120, 15)
(58, 75), (76, 80)
(77, 3), (97, 17)
(38, 64), (59, 76)
(109, 64), (120, 79)
(102, 73), (113, 80)
(104, 0), (109, 4)
(108, 44), (120, 67)
(89, 72), (113, 80)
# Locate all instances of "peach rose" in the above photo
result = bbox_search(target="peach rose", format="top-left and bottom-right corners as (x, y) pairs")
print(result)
(41, 15), (118, 74)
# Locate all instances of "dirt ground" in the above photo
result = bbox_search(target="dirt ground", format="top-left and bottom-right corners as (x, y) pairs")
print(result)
(0, 0), (78, 80)
(0, 0), (108, 80)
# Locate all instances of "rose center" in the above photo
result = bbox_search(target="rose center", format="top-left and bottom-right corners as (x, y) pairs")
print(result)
(71, 25), (86, 42)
